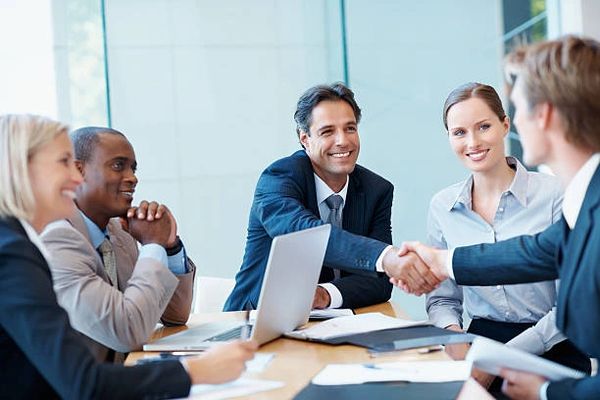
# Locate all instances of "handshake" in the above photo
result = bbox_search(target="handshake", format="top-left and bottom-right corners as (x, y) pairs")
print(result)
(382, 242), (449, 296)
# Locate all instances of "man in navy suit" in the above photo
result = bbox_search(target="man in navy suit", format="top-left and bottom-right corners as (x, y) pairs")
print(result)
(398, 36), (600, 399)
(224, 83), (440, 311)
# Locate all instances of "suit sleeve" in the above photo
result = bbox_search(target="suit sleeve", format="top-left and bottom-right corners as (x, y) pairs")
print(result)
(161, 252), (195, 326)
(333, 182), (393, 308)
(453, 220), (562, 286)
(0, 235), (190, 399)
(254, 164), (389, 272)
(43, 226), (180, 352)
(547, 375), (600, 399)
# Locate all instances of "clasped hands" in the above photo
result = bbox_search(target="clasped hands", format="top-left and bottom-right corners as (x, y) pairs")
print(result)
(382, 242), (449, 295)
(120, 200), (179, 248)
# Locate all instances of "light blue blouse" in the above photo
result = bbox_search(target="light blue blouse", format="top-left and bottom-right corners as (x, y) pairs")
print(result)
(425, 157), (566, 354)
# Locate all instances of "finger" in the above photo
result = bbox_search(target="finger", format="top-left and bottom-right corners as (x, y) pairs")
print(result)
(126, 206), (137, 218)
(137, 200), (149, 219)
(397, 243), (409, 256)
(146, 201), (159, 221)
(403, 265), (428, 294)
(412, 256), (441, 290)
(155, 204), (167, 219)
(401, 241), (421, 253)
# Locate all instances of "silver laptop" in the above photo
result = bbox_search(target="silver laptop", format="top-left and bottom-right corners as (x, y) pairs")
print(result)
(143, 224), (331, 351)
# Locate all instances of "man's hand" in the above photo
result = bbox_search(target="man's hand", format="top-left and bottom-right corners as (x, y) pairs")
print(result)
(184, 340), (258, 385)
(443, 324), (471, 361)
(125, 201), (179, 247)
(382, 246), (441, 295)
(312, 286), (331, 309)
(472, 368), (495, 390)
(388, 242), (449, 291)
(499, 369), (546, 400)
(127, 210), (172, 247)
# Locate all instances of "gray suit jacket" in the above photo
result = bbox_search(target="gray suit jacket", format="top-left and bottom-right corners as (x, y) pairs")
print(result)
(41, 211), (195, 362)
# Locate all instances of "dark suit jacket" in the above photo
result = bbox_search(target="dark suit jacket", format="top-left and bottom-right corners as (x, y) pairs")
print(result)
(0, 217), (191, 399)
(453, 165), (600, 399)
(224, 150), (393, 311)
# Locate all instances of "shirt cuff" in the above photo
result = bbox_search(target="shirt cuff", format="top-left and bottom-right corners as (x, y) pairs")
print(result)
(375, 245), (394, 273)
(447, 248), (456, 280)
(139, 243), (168, 267)
(505, 327), (546, 355)
(167, 247), (187, 275)
(539, 381), (550, 400)
(319, 283), (343, 309)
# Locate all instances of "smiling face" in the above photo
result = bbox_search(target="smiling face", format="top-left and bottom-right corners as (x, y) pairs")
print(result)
(446, 97), (510, 173)
(75, 133), (138, 228)
(29, 132), (83, 229)
(299, 100), (360, 191)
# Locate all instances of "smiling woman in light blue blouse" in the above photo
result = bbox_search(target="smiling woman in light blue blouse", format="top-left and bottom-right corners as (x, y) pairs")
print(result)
(425, 82), (590, 388)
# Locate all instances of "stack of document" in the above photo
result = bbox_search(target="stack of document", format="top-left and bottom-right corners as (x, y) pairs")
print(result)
(312, 361), (472, 385)
(285, 312), (429, 341)
(466, 337), (587, 380)
(185, 378), (283, 399)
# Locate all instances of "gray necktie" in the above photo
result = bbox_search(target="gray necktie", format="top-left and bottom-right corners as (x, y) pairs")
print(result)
(325, 194), (343, 279)
(98, 237), (118, 288)
(97, 236), (125, 363)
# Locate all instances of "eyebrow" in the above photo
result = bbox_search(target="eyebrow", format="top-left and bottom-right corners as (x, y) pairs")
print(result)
(449, 118), (491, 131)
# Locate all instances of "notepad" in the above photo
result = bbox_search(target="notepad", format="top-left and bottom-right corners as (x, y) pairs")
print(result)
(312, 360), (472, 385)
(285, 313), (429, 341)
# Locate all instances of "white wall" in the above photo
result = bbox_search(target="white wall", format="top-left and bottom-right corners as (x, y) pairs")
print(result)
(104, 0), (344, 281)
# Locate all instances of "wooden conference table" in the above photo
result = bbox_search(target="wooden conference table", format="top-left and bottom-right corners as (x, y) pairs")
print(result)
(126, 301), (490, 399)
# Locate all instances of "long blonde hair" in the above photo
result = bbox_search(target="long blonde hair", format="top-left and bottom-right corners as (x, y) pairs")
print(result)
(0, 114), (69, 220)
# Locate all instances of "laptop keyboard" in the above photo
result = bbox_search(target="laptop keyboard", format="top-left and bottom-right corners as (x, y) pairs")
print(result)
(206, 325), (253, 342)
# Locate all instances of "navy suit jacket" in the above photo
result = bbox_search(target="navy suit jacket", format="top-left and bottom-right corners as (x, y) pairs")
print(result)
(224, 150), (394, 311)
(0, 217), (191, 399)
(453, 165), (600, 399)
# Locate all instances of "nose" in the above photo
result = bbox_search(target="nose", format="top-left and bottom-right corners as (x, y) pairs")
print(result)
(466, 131), (480, 148)
(124, 167), (138, 187)
(334, 130), (349, 146)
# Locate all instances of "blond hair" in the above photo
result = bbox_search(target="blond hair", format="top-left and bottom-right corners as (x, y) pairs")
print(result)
(0, 114), (69, 220)
(505, 35), (600, 151)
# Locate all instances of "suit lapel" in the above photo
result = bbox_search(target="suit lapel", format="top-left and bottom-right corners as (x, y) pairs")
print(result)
(557, 165), (600, 326)
(343, 173), (365, 235)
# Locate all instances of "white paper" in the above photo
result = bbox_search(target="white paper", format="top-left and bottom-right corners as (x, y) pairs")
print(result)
(466, 336), (586, 381)
(285, 312), (429, 340)
(246, 353), (274, 373)
(308, 308), (354, 319)
(185, 378), (283, 399)
(312, 361), (472, 385)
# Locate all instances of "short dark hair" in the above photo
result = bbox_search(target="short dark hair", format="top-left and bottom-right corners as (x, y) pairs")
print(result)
(442, 82), (506, 130)
(70, 126), (125, 162)
(294, 82), (362, 141)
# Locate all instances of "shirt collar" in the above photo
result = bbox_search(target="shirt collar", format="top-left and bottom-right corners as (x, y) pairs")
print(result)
(448, 156), (528, 211)
(314, 173), (349, 206)
(18, 218), (52, 262)
(563, 153), (600, 229)
(80, 210), (108, 249)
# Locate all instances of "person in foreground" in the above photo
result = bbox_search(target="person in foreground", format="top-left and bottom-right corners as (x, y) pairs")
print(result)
(426, 82), (590, 389)
(0, 114), (256, 399)
(224, 82), (440, 311)
(396, 36), (600, 399)
(41, 126), (195, 362)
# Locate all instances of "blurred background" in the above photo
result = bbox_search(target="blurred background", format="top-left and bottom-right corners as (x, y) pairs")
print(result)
(2, 0), (599, 318)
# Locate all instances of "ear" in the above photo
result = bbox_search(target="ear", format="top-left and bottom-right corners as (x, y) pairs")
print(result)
(299, 130), (311, 151)
(535, 102), (553, 131)
(502, 115), (511, 138)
